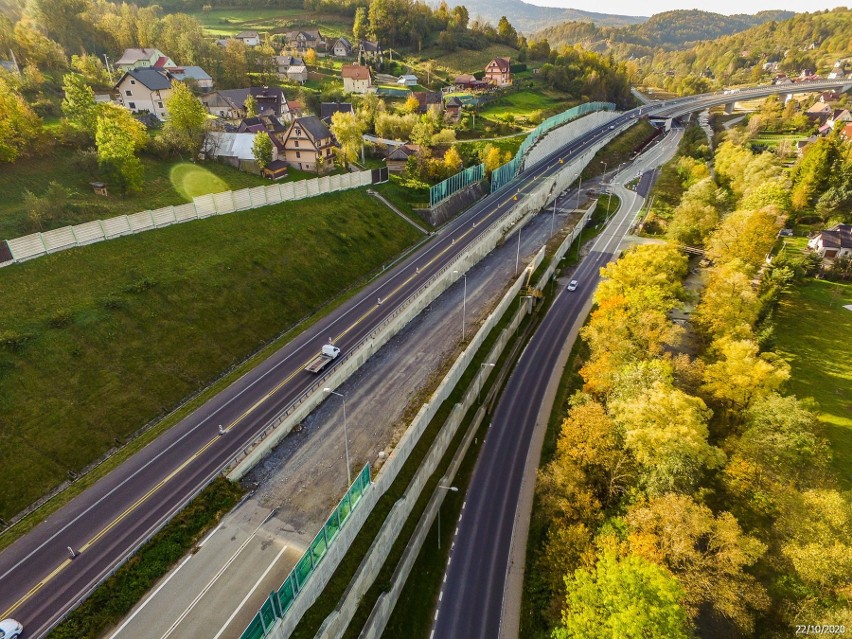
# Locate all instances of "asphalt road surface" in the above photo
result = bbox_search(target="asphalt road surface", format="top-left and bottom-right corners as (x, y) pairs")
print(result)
(431, 131), (681, 639)
(3, 78), (833, 636)
(0, 105), (640, 639)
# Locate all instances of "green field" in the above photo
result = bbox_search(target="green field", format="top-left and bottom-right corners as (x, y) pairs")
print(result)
(750, 132), (809, 150)
(0, 190), (422, 519)
(774, 279), (852, 487)
(188, 8), (353, 39)
(420, 44), (519, 75)
(478, 90), (567, 125)
(0, 148), (269, 239)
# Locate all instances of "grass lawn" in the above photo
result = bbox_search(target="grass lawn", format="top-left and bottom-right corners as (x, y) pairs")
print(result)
(478, 90), (566, 124)
(0, 190), (422, 520)
(187, 8), (352, 39)
(774, 279), (852, 488)
(750, 132), (809, 151)
(420, 44), (519, 75)
(581, 119), (658, 180)
(0, 147), (269, 239)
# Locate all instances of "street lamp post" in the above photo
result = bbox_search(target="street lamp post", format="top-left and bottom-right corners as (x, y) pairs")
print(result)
(324, 388), (351, 484)
(478, 362), (496, 404)
(437, 485), (459, 549)
(515, 226), (522, 275)
(575, 174), (582, 210)
(600, 160), (607, 178)
(453, 270), (467, 340)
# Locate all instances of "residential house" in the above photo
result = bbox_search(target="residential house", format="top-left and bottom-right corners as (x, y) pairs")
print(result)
(808, 223), (852, 261)
(342, 65), (371, 94)
(358, 40), (382, 62)
(842, 122), (852, 141)
(286, 64), (308, 85)
(332, 37), (353, 58)
(827, 67), (846, 80)
(165, 66), (213, 91)
(796, 135), (817, 155)
(806, 101), (833, 124)
(235, 31), (260, 47)
(320, 101), (354, 124)
(275, 55), (303, 76)
(115, 48), (175, 72)
(484, 57), (512, 87)
(413, 91), (442, 115)
(385, 143), (419, 173)
(773, 74), (793, 85)
(114, 68), (175, 119)
(285, 29), (326, 53)
(238, 115), (287, 137)
(288, 99), (305, 119)
(819, 91), (840, 103)
(203, 131), (266, 170)
(201, 87), (289, 121)
(279, 115), (337, 173)
(444, 96), (462, 122)
(828, 108), (852, 129)
(454, 74), (486, 90)
(397, 74), (418, 87)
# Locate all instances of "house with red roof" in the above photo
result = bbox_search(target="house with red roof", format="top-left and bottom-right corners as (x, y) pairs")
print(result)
(484, 57), (512, 87)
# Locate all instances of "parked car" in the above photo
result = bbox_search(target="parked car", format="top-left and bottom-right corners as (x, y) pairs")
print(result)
(567, 279), (579, 291)
(0, 619), (23, 639)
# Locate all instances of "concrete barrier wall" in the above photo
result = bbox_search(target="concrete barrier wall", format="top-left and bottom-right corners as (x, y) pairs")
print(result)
(524, 111), (619, 170)
(2, 170), (376, 267)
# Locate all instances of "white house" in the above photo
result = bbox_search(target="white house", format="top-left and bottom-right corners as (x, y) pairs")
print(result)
(332, 37), (353, 57)
(165, 66), (213, 91)
(397, 74), (418, 86)
(115, 48), (175, 72)
(808, 224), (852, 261)
(342, 64), (371, 94)
(235, 31), (260, 47)
(286, 64), (308, 85)
(114, 68), (174, 119)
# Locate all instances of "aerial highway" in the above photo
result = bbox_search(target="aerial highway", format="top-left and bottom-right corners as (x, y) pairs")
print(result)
(0, 102), (634, 638)
(431, 129), (682, 639)
(2, 78), (846, 638)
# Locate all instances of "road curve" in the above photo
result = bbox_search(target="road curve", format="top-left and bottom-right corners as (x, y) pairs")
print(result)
(431, 130), (679, 639)
(0, 105), (635, 639)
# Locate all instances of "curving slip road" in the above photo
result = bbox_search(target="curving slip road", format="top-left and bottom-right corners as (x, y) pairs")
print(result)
(0, 106), (637, 639)
(431, 128), (683, 639)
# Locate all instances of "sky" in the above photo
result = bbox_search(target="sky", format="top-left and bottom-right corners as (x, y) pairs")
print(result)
(535, 0), (847, 17)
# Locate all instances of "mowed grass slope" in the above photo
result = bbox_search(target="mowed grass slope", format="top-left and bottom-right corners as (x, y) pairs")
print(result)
(0, 190), (422, 518)
(0, 148), (268, 239)
(774, 279), (852, 487)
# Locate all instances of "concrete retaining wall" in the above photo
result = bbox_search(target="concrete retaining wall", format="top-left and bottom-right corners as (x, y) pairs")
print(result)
(524, 111), (619, 170)
(417, 182), (488, 227)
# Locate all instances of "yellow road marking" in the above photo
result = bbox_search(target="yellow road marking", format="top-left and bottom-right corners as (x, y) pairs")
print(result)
(2, 151), (561, 619)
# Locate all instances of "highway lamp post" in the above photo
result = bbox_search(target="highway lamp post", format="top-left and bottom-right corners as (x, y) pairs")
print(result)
(605, 188), (614, 225)
(437, 485), (459, 549)
(550, 195), (557, 238)
(575, 174), (582, 211)
(324, 388), (351, 485)
(600, 160), (607, 178)
(453, 270), (467, 340)
(478, 362), (496, 404)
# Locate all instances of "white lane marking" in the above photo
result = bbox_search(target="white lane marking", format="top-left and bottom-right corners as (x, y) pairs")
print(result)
(107, 554), (195, 639)
(210, 544), (289, 639)
(159, 516), (273, 639)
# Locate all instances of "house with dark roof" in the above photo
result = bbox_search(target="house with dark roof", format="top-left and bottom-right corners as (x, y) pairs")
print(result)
(484, 57), (512, 87)
(386, 144), (419, 173)
(114, 68), (175, 119)
(235, 31), (260, 47)
(201, 87), (289, 121)
(342, 65), (371, 94)
(358, 40), (382, 62)
(454, 74), (486, 90)
(285, 29), (326, 53)
(115, 48), (175, 72)
(275, 55), (303, 76)
(332, 37), (353, 58)
(445, 96), (463, 122)
(280, 115), (338, 174)
(808, 223), (852, 261)
(238, 115), (287, 135)
(413, 91), (442, 115)
(320, 102), (354, 124)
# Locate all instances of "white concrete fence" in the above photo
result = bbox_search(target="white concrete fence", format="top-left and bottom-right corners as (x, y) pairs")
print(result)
(0, 171), (375, 267)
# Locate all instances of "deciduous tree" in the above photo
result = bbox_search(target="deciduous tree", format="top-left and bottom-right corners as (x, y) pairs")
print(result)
(95, 103), (146, 193)
(163, 80), (208, 156)
(627, 494), (769, 634)
(330, 110), (366, 166)
(553, 551), (691, 639)
(0, 76), (43, 162)
(61, 72), (98, 135)
(252, 132), (272, 169)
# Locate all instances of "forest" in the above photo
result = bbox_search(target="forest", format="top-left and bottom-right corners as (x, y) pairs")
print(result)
(526, 119), (852, 638)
